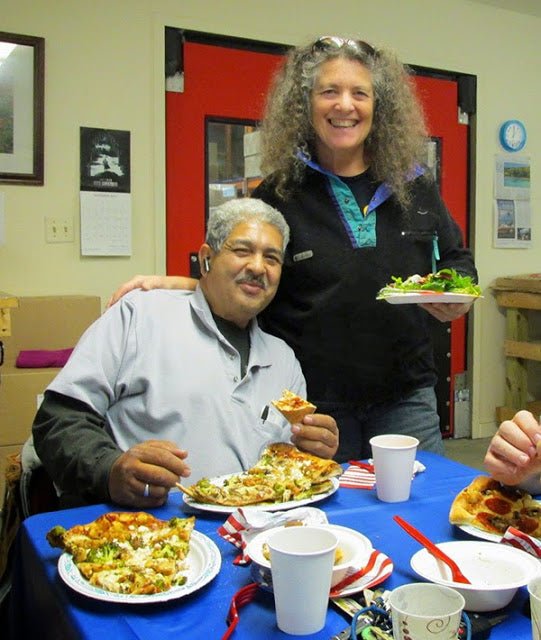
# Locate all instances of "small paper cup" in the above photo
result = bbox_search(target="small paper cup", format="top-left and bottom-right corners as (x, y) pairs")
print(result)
(389, 582), (465, 640)
(267, 526), (337, 635)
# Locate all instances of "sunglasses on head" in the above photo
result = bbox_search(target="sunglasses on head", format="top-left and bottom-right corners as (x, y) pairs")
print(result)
(311, 36), (377, 57)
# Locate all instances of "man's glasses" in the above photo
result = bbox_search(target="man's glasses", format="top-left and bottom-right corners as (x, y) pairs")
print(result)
(311, 36), (377, 58)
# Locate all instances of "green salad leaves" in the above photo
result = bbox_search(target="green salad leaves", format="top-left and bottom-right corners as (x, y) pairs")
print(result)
(377, 268), (481, 299)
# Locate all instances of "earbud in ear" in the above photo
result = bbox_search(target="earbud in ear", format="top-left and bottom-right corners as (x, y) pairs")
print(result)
(203, 257), (211, 272)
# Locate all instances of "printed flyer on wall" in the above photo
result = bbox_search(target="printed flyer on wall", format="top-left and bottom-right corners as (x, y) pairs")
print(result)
(493, 155), (531, 248)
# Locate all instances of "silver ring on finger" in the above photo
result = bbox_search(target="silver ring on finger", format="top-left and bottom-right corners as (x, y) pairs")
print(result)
(143, 483), (150, 498)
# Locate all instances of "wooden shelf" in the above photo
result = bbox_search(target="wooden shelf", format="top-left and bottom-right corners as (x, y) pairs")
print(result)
(496, 400), (541, 423)
(493, 276), (541, 420)
(504, 339), (541, 361)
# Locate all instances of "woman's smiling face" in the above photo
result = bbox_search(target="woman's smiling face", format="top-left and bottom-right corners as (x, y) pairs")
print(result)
(310, 57), (374, 174)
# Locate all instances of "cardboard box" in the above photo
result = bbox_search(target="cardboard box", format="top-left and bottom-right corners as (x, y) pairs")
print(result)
(1, 295), (101, 366)
(0, 368), (60, 446)
(0, 444), (20, 507)
(0, 295), (101, 447)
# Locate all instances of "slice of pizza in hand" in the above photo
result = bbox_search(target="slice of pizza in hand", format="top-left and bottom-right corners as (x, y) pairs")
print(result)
(271, 389), (317, 423)
(449, 475), (541, 538)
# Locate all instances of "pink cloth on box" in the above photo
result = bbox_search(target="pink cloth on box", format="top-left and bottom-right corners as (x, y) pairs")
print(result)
(16, 348), (74, 368)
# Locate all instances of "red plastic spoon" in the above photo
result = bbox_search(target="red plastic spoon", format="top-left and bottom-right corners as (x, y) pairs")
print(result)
(393, 515), (471, 584)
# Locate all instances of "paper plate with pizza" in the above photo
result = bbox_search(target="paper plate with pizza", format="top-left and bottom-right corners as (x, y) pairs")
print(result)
(47, 511), (221, 603)
(449, 475), (541, 543)
(178, 442), (343, 514)
(377, 268), (482, 305)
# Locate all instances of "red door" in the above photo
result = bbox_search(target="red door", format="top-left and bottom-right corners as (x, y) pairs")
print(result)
(165, 41), (284, 275)
(165, 34), (472, 436)
(413, 75), (470, 435)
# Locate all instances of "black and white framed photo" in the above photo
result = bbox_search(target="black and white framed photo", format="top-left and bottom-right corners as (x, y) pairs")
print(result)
(0, 31), (44, 185)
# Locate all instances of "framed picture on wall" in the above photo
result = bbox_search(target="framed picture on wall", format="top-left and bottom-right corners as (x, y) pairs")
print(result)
(0, 31), (45, 185)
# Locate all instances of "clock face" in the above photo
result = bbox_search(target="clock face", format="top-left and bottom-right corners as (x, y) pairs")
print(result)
(500, 120), (527, 152)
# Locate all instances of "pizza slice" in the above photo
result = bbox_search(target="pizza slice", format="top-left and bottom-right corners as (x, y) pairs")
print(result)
(177, 475), (278, 506)
(271, 389), (317, 423)
(47, 512), (195, 594)
(178, 442), (342, 507)
(449, 475), (541, 537)
(251, 442), (342, 484)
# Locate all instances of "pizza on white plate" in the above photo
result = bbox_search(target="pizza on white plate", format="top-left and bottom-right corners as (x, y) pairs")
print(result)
(47, 511), (195, 595)
(177, 442), (342, 507)
(449, 475), (541, 538)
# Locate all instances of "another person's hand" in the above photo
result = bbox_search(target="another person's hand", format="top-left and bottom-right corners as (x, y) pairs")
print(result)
(484, 410), (541, 486)
(419, 300), (474, 323)
(108, 440), (190, 507)
(106, 275), (196, 308)
(291, 413), (339, 459)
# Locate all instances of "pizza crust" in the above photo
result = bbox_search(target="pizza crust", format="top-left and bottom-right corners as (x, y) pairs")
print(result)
(271, 389), (317, 423)
(449, 475), (495, 526)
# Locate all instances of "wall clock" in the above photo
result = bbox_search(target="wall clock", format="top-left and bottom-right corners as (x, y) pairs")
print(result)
(499, 119), (527, 152)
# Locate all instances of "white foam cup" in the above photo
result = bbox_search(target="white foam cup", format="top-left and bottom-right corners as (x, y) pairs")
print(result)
(369, 433), (419, 502)
(528, 575), (541, 639)
(267, 526), (338, 635)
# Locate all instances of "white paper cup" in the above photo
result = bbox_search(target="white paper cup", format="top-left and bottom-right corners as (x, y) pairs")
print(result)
(528, 575), (541, 639)
(389, 582), (465, 640)
(267, 526), (338, 635)
(369, 434), (419, 502)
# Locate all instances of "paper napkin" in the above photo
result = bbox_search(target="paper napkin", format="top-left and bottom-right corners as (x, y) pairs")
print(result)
(217, 506), (328, 564)
(339, 460), (426, 489)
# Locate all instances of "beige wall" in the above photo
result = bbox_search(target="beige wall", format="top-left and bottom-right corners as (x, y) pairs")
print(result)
(2, 0), (540, 439)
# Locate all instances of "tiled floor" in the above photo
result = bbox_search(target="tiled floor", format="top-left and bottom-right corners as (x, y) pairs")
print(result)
(443, 436), (493, 471)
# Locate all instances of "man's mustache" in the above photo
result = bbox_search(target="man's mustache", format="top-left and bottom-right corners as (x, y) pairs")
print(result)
(236, 274), (267, 290)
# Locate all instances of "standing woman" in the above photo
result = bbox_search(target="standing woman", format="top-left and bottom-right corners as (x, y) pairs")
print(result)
(251, 36), (477, 461)
(109, 36), (478, 461)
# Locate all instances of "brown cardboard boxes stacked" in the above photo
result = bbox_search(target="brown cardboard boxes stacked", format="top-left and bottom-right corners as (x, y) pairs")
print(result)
(0, 295), (101, 504)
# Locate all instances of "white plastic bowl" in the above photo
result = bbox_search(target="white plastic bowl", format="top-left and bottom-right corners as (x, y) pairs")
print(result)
(246, 523), (372, 589)
(410, 540), (541, 611)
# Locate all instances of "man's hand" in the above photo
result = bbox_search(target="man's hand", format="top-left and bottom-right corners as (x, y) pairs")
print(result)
(291, 413), (339, 459)
(484, 410), (541, 486)
(418, 300), (474, 323)
(106, 275), (197, 308)
(108, 440), (191, 507)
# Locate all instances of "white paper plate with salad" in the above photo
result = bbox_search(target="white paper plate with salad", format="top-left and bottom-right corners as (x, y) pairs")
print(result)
(381, 291), (480, 305)
(377, 269), (482, 305)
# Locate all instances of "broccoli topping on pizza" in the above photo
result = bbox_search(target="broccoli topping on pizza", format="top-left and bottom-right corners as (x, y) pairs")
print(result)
(47, 512), (195, 595)
(178, 442), (342, 507)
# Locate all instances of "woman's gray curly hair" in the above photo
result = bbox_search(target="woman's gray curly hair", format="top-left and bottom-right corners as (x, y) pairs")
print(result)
(259, 37), (428, 208)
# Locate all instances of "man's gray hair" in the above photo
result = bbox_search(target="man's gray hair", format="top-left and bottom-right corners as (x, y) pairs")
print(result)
(206, 198), (290, 253)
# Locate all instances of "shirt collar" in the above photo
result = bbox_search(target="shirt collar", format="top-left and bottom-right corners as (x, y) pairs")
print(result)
(190, 286), (273, 368)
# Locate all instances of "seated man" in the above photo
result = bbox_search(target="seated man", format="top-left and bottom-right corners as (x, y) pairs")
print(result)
(484, 410), (541, 493)
(32, 198), (338, 509)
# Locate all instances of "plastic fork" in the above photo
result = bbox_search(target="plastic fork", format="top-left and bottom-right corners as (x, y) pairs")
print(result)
(393, 515), (471, 584)
(222, 582), (259, 640)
